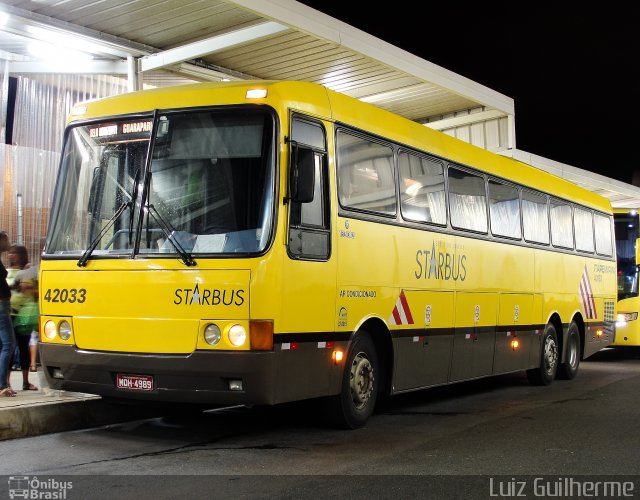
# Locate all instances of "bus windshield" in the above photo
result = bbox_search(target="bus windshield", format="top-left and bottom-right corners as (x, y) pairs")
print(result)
(46, 108), (276, 259)
(615, 212), (640, 299)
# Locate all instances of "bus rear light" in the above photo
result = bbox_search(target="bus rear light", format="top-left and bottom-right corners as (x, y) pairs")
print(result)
(596, 329), (604, 339)
(511, 339), (520, 351)
(250, 320), (273, 350)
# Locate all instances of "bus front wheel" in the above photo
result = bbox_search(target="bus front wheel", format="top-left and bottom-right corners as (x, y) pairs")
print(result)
(526, 323), (558, 385)
(557, 322), (581, 380)
(324, 332), (379, 429)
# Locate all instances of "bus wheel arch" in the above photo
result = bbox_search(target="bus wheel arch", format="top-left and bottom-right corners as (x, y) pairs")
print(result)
(557, 317), (583, 380)
(358, 318), (393, 398)
(324, 318), (391, 429)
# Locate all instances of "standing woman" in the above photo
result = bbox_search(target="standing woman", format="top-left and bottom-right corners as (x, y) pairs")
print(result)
(7, 244), (29, 372)
(0, 231), (17, 397)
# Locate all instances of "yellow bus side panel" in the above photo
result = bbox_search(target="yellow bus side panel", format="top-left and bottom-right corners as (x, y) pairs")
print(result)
(452, 238), (534, 295)
(402, 289), (455, 329)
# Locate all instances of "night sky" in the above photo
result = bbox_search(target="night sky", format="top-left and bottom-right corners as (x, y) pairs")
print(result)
(297, 2), (640, 185)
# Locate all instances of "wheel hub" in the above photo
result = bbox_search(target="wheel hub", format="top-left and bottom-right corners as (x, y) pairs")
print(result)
(543, 336), (558, 374)
(350, 352), (374, 409)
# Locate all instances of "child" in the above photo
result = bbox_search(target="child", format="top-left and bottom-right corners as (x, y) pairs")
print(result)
(12, 278), (39, 391)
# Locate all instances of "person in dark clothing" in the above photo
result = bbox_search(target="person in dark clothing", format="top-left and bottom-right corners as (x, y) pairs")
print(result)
(0, 231), (17, 397)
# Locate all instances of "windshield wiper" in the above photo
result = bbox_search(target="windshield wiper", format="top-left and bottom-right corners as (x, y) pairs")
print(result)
(146, 204), (196, 267)
(77, 201), (130, 267)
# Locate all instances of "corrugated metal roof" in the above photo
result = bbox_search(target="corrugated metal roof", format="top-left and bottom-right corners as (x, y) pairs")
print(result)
(1, 0), (639, 207)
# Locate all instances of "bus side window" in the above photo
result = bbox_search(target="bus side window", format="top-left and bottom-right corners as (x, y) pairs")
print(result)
(574, 207), (594, 253)
(594, 213), (613, 256)
(399, 152), (446, 225)
(336, 131), (396, 215)
(488, 178), (521, 239)
(522, 190), (550, 244)
(550, 199), (574, 249)
(448, 166), (487, 233)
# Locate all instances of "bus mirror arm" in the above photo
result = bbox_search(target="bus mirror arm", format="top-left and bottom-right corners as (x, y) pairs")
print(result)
(289, 142), (315, 204)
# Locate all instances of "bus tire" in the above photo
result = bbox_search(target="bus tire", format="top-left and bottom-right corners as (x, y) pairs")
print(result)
(557, 322), (581, 380)
(324, 332), (378, 429)
(526, 323), (559, 386)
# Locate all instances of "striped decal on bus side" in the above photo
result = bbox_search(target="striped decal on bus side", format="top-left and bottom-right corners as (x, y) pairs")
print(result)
(579, 265), (597, 319)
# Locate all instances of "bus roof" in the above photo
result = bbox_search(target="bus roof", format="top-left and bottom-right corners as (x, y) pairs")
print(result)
(70, 80), (611, 214)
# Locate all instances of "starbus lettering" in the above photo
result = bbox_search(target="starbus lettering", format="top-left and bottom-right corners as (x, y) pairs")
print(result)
(173, 284), (245, 306)
(414, 241), (467, 281)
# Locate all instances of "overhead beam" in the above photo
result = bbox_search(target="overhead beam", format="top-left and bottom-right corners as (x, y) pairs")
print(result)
(9, 60), (129, 74)
(140, 21), (289, 73)
(167, 62), (243, 82)
(423, 109), (507, 130)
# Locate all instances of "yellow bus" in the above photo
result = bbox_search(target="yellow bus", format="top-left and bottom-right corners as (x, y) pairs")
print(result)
(613, 207), (640, 345)
(39, 81), (616, 428)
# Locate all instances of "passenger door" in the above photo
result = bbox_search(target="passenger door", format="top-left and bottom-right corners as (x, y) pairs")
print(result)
(282, 115), (335, 336)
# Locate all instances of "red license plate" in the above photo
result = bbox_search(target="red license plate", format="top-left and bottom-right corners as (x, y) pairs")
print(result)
(116, 373), (154, 391)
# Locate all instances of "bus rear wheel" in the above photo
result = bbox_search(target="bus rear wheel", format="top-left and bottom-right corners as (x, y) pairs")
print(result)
(557, 321), (581, 380)
(526, 323), (558, 385)
(324, 332), (378, 429)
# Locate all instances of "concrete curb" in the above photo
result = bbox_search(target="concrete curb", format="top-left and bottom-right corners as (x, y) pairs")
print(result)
(1, 370), (165, 440)
(0, 398), (165, 440)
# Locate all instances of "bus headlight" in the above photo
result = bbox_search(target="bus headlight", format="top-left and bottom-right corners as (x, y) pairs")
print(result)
(204, 324), (221, 346)
(227, 324), (247, 347)
(58, 321), (72, 340)
(44, 320), (57, 340)
(616, 312), (638, 327)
